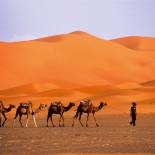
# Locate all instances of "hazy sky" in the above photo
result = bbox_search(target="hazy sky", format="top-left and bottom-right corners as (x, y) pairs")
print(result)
(0, 0), (155, 41)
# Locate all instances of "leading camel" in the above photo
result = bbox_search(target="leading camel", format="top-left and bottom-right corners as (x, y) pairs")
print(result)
(0, 100), (15, 127)
(13, 101), (47, 128)
(72, 99), (107, 127)
(47, 101), (75, 127)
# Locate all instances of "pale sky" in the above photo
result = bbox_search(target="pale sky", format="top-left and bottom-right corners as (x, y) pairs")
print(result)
(0, 0), (155, 41)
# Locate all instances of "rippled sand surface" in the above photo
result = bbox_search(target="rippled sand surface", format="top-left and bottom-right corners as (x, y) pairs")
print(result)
(0, 114), (155, 155)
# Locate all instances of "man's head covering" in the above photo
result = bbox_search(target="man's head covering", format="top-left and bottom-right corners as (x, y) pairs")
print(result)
(132, 102), (136, 106)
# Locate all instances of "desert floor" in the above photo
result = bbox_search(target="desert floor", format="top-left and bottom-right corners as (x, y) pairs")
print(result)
(0, 114), (155, 155)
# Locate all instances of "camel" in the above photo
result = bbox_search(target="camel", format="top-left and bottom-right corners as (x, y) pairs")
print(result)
(13, 101), (47, 128)
(0, 101), (15, 127)
(72, 99), (107, 127)
(47, 101), (75, 127)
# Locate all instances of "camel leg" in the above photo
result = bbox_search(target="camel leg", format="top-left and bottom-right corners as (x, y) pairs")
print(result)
(13, 119), (16, 128)
(59, 114), (62, 127)
(13, 116), (17, 128)
(13, 116), (18, 128)
(0, 112), (2, 127)
(19, 115), (23, 128)
(0, 106), (1, 127)
(33, 115), (37, 127)
(61, 115), (65, 127)
(93, 113), (99, 127)
(25, 118), (29, 128)
(72, 111), (79, 127)
(0, 115), (1, 127)
(47, 116), (49, 127)
(25, 114), (29, 128)
(2, 112), (7, 127)
(50, 115), (55, 127)
(72, 117), (75, 127)
(13, 109), (19, 128)
(59, 114), (64, 127)
(79, 112), (84, 127)
(86, 113), (89, 127)
(47, 113), (51, 127)
(72, 113), (78, 127)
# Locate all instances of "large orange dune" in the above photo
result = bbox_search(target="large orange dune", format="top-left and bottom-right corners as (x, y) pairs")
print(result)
(0, 31), (155, 114)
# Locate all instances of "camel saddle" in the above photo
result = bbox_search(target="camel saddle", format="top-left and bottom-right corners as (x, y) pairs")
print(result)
(20, 103), (30, 109)
(80, 100), (92, 107)
(52, 101), (62, 107)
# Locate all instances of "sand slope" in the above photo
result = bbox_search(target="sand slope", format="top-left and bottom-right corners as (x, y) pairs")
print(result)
(1, 32), (155, 89)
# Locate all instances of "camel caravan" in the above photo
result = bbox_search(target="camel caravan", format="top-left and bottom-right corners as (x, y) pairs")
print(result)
(0, 99), (107, 128)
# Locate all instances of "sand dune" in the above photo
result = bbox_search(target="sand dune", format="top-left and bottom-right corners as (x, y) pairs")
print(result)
(1, 31), (155, 89)
(112, 36), (155, 51)
(0, 31), (155, 113)
(0, 83), (59, 96)
(141, 80), (155, 87)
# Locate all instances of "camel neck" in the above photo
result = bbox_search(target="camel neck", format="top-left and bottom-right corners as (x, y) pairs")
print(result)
(63, 104), (73, 112)
(5, 106), (12, 112)
(0, 103), (5, 109)
(94, 104), (103, 112)
(99, 104), (103, 110)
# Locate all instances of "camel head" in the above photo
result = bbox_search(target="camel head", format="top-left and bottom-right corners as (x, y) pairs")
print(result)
(68, 102), (76, 107)
(9, 104), (16, 109)
(99, 102), (107, 108)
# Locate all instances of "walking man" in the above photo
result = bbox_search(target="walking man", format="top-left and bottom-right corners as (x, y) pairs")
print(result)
(130, 102), (137, 126)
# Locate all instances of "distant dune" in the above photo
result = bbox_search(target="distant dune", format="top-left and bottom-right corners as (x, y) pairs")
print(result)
(0, 83), (59, 96)
(112, 36), (155, 51)
(140, 80), (155, 87)
(0, 31), (155, 113)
